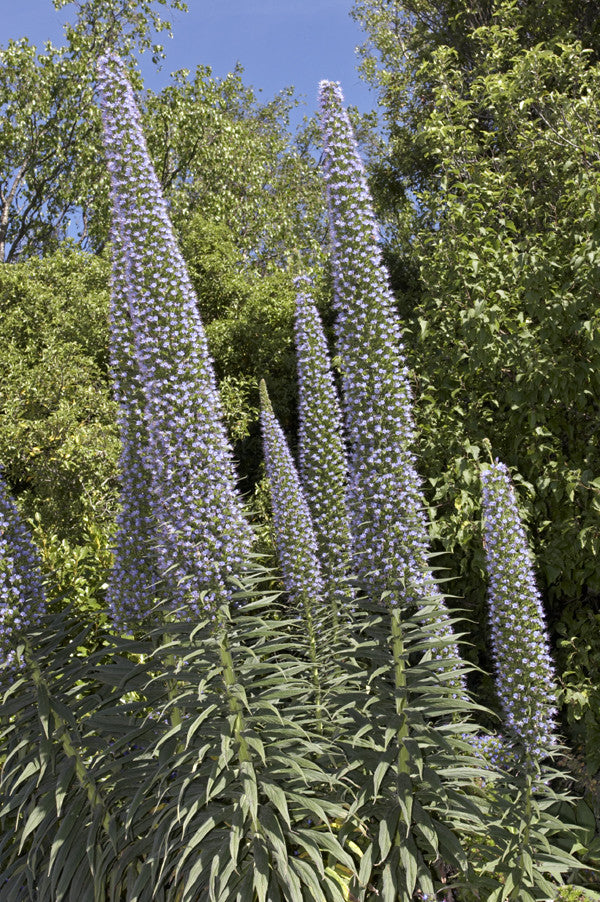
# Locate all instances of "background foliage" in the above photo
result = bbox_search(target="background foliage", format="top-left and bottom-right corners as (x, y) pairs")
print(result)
(351, 0), (600, 777)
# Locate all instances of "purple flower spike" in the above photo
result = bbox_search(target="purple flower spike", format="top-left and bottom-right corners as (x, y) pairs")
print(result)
(295, 277), (353, 614)
(0, 474), (46, 668)
(260, 380), (325, 612)
(97, 53), (253, 622)
(317, 80), (463, 681)
(481, 460), (559, 761)
(106, 224), (163, 628)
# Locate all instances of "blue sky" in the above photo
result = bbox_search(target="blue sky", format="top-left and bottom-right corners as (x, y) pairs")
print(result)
(4, 0), (376, 126)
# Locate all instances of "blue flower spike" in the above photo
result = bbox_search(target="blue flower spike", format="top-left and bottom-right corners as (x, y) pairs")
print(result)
(97, 52), (253, 624)
(481, 459), (559, 762)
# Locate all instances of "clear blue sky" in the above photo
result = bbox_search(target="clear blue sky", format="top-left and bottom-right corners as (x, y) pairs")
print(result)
(4, 0), (376, 126)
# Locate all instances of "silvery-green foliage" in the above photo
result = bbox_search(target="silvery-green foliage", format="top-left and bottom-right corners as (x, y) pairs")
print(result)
(0, 578), (351, 901)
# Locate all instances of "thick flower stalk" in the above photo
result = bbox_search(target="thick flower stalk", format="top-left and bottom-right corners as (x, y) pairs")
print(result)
(294, 277), (353, 616)
(259, 380), (325, 612)
(97, 52), (253, 621)
(481, 460), (559, 761)
(0, 474), (46, 668)
(317, 80), (461, 674)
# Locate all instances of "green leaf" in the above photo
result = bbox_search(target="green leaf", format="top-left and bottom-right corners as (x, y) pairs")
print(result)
(253, 834), (270, 902)
(378, 805), (401, 861)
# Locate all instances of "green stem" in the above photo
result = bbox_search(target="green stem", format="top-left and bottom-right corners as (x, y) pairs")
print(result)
(510, 762), (535, 900)
(217, 618), (251, 765)
(165, 644), (183, 731)
(303, 597), (323, 734)
(391, 608), (410, 776)
(216, 612), (268, 843)
(23, 639), (112, 838)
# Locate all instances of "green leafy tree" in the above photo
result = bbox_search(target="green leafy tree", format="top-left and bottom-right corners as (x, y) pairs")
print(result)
(0, 248), (117, 614)
(0, 0), (186, 261)
(143, 66), (327, 273)
(0, 248), (116, 535)
(352, 0), (600, 767)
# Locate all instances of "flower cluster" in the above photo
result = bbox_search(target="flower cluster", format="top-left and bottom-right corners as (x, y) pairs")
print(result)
(0, 474), (46, 668)
(105, 224), (163, 627)
(260, 380), (325, 613)
(481, 460), (559, 761)
(469, 732), (520, 774)
(294, 277), (353, 614)
(97, 53), (253, 624)
(317, 81), (462, 675)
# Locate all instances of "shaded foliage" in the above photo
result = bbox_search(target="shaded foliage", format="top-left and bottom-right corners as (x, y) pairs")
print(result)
(352, 0), (600, 770)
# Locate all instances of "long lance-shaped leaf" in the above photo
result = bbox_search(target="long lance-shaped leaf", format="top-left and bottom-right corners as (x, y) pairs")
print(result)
(294, 276), (353, 620)
(481, 459), (559, 762)
(97, 52), (253, 621)
(317, 80), (464, 684)
(0, 473), (46, 668)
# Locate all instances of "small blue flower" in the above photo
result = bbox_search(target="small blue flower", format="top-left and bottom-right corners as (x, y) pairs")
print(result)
(294, 276), (353, 614)
(317, 80), (464, 685)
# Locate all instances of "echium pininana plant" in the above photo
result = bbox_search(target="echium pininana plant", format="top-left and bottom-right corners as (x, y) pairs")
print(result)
(294, 277), (353, 619)
(317, 80), (462, 676)
(105, 224), (162, 627)
(0, 473), (46, 668)
(260, 380), (326, 719)
(97, 52), (253, 621)
(259, 380), (325, 613)
(481, 460), (559, 762)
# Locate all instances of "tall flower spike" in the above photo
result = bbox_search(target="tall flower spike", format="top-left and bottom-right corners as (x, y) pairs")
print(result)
(97, 53), (253, 620)
(317, 80), (462, 678)
(481, 460), (559, 762)
(294, 276), (353, 618)
(105, 224), (163, 627)
(0, 474), (46, 669)
(259, 380), (325, 612)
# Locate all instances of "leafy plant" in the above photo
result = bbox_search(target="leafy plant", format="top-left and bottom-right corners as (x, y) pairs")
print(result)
(0, 50), (591, 902)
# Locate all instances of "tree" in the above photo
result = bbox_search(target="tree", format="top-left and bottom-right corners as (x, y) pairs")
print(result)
(0, 248), (117, 533)
(0, 0), (186, 261)
(352, 0), (600, 198)
(352, 0), (600, 768)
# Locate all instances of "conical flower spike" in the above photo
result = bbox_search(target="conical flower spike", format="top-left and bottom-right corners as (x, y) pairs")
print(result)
(0, 474), (46, 668)
(259, 380), (325, 612)
(105, 224), (162, 627)
(295, 277), (353, 616)
(481, 460), (559, 761)
(317, 81), (461, 653)
(97, 52), (253, 620)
